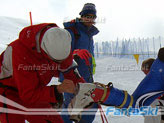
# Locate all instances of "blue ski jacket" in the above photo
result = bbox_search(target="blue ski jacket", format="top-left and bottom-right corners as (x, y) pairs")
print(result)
(60, 18), (99, 83)
(103, 58), (164, 109)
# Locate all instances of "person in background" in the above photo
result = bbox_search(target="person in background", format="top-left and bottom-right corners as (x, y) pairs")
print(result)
(59, 3), (99, 123)
(141, 58), (155, 75)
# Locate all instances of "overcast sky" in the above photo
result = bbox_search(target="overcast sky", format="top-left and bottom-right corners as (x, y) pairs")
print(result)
(1, 0), (164, 41)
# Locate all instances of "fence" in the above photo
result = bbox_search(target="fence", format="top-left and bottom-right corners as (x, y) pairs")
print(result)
(94, 36), (164, 60)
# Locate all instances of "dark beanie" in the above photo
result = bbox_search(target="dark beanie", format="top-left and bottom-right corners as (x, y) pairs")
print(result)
(158, 47), (164, 62)
(79, 3), (97, 16)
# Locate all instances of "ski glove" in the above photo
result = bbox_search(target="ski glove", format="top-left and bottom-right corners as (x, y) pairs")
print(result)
(51, 85), (63, 109)
(68, 82), (110, 122)
(68, 82), (134, 122)
(73, 49), (92, 66)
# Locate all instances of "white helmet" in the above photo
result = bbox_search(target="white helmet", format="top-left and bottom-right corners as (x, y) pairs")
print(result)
(41, 27), (72, 60)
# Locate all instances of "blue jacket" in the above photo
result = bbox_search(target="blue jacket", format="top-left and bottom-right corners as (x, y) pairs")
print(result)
(132, 58), (164, 107)
(104, 58), (164, 108)
(60, 18), (99, 83)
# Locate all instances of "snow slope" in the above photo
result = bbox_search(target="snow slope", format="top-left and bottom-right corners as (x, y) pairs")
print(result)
(0, 16), (29, 53)
(0, 16), (146, 123)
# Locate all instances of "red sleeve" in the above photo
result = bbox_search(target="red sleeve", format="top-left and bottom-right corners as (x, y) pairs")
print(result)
(12, 49), (57, 105)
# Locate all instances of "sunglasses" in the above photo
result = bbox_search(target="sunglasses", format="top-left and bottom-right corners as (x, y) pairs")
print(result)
(82, 15), (97, 19)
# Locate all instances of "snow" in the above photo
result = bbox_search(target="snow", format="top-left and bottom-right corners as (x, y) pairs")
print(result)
(0, 16), (29, 44)
(0, 16), (149, 123)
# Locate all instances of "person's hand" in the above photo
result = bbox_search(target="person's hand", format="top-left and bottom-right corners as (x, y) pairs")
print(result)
(63, 68), (86, 85)
(73, 49), (92, 65)
(57, 79), (75, 93)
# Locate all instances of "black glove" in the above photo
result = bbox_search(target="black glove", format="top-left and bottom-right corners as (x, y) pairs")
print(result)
(51, 85), (63, 109)
(158, 47), (164, 62)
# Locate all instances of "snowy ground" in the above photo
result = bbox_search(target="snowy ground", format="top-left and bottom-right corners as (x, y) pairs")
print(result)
(0, 16), (147, 123)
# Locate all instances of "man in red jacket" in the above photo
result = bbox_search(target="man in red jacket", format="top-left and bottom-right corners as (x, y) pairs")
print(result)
(0, 23), (84, 123)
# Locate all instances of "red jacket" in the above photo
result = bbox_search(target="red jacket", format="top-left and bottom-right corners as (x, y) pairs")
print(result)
(0, 23), (73, 106)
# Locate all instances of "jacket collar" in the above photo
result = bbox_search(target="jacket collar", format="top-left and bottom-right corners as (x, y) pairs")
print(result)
(64, 18), (99, 37)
